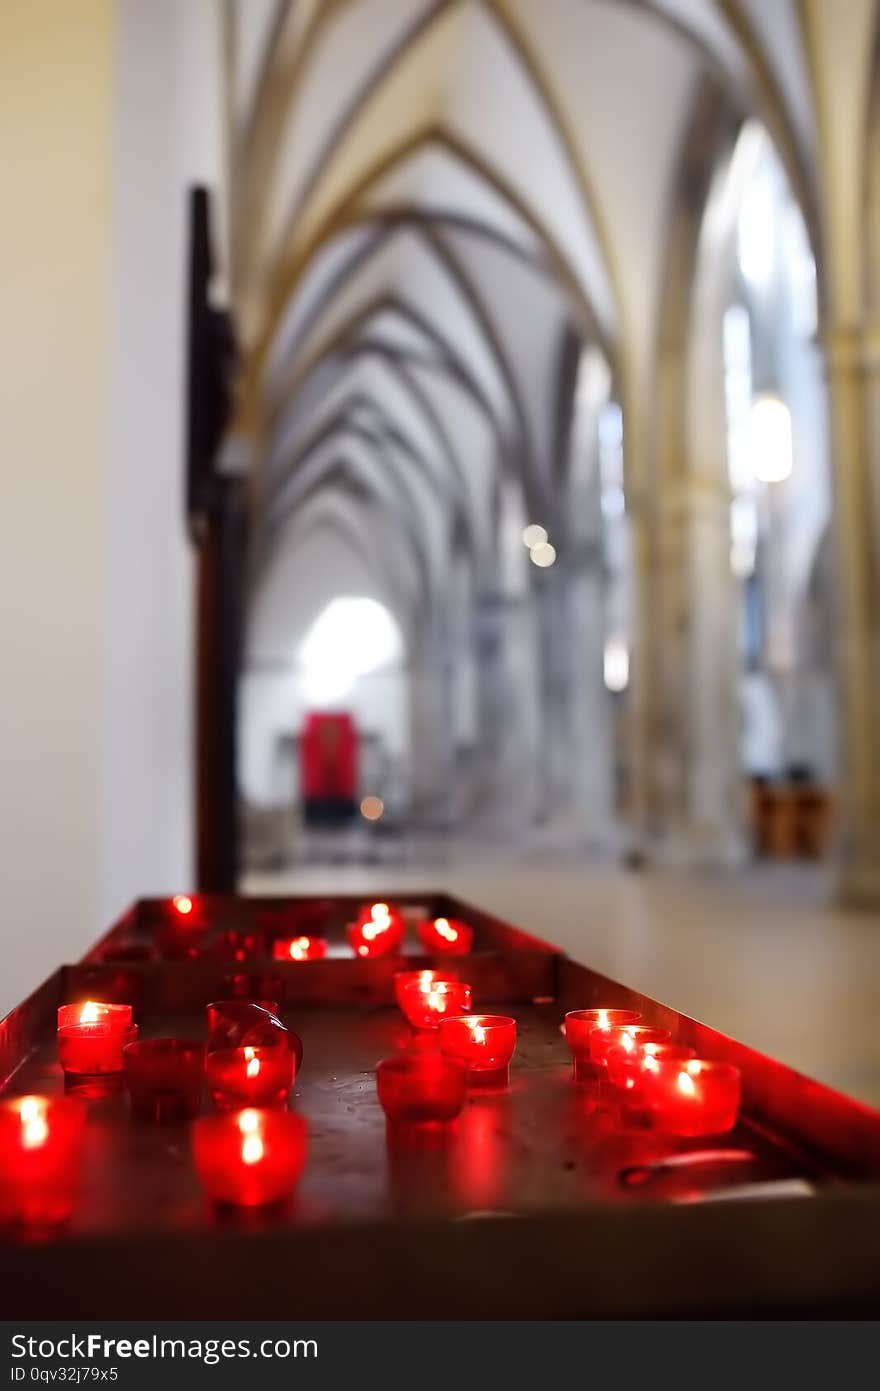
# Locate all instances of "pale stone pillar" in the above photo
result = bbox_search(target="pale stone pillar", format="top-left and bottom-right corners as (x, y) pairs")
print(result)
(566, 544), (616, 844)
(408, 608), (457, 828)
(471, 592), (538, 834)
(651, 476), (745, 865)
(827, 327), (880, 903)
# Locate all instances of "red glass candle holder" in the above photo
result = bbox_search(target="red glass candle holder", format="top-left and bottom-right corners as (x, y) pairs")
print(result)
(439, 1014), (517, 1087)
(642, 1058), (742, 1136)
(0, 1095), (86, 1228)
(272, 935), (329, 962)
(206, 1044), (295, 1111)
(591, 1021), (670, 1069)
(156, 894), (209, 958)
(416, 917), (474, 955)
(602, 1025), (673, 1086)
(399, 979), (472, 1029)
(357, 901), (405, 935)
(377, 1054), (467, 1125)
(58, 1019), (139, 1077)
(205, 1000), (281, 1047)
(617, 1043), (697, 1128)
(205, 1002), (303, 1074)
(192, 1108), (308, 1207)
(394, 968), (458, 1012)
(169, 893), (205, 926)
(123, 1039), (205, 1122)
(565, 1008), (642, 1082)
(347, 917), (400, 959)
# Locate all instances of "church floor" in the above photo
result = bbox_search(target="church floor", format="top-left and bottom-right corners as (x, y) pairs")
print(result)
(244, 846), (880, 1109)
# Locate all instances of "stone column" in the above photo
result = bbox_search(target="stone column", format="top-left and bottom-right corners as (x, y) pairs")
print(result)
(566, 542), (615, 844)
(471, 592), (538, 835)
(651, 475), (745, 865)
(408, 606), (457, 828)
(827, 327), (880, 903)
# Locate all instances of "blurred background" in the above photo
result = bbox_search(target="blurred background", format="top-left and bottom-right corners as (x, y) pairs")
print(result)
(3, 0), (880, 1096)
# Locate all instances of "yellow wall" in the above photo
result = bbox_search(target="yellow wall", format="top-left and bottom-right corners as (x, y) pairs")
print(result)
(0, 0), (114, 1006)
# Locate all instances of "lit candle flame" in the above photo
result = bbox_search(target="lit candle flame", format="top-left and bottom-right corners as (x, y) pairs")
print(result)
(238, 1109), (260, 1134)
(372, 903), (389, 918)
(244, 1048), (261, 1079)
(357, 945), (368, 957)
(597, 1009), (609, 1030)
(472, 1021), (486, 1045)
(80, 1001), (101, 1024)
(677, 1070), (697, 1096)
(434, 917), (458, 942)
(19, 1097), (48, 1149)
(289, 937), (309, 960)
(241, 1134), (264, 1165)
(418, 971), (436, 992)
(172, 894), (193, 916)
(620, 1030), (636, 1052)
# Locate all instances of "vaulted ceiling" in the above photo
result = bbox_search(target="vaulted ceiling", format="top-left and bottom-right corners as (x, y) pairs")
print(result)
(225, 0), (879, 661)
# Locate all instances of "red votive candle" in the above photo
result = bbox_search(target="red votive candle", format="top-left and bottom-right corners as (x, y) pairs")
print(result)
(169, 893), (204, 925)
(399, 979), (472, 1029)
(0, 1095), (86, 1228)
(416, 916), (474, 955)
(439, 1014), (517, 1087)
(591, 1021), (670, 1069)
(155, 894), (209, 958)
(394, 968), (458, 1012)
(349, 902), (405, 957)
(643, 1057), (742, 1136)
(602, 1025), (673, 1086)
(272, 935), (329, 962)
(57, 998), (138, 1076)
(192, 1108), (308, 1207)
(347, 918), (399, 958)
(205, 1001), (282, 1047)
(564, 1008), (641, 1082)
(123, 1039), (205, 1122)
(377, 1054), (467, 1125)
(205, 1002), (303, 1074)
(617, 1043), (697, 1127)
(206, 1044), (295, 1111)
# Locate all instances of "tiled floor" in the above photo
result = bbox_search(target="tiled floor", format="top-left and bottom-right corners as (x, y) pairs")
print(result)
(245, 848), (880, 1107)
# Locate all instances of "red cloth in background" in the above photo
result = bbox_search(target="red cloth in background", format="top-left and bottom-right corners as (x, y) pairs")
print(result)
(300, 713), (358, 802)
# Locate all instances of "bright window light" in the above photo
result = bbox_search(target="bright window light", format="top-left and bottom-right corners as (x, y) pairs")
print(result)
(738, 159), (777, 287)
(751, 394), (793, 483)
(603, 639), (629, 693)
(298, 597), (403, 707)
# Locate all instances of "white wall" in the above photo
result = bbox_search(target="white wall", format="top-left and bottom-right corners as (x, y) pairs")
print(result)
(100, 0), (223, 925)
(0, 0), (220, 1016)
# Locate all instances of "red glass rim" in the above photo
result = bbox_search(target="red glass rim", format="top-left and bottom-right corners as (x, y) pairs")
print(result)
(442, 1013), (515, 1029)
(400, 978), (463, 998)
(206, 999), (281, 1019)
(57, 1002), (133, 1030)
(565, 1007), (642, 1028)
